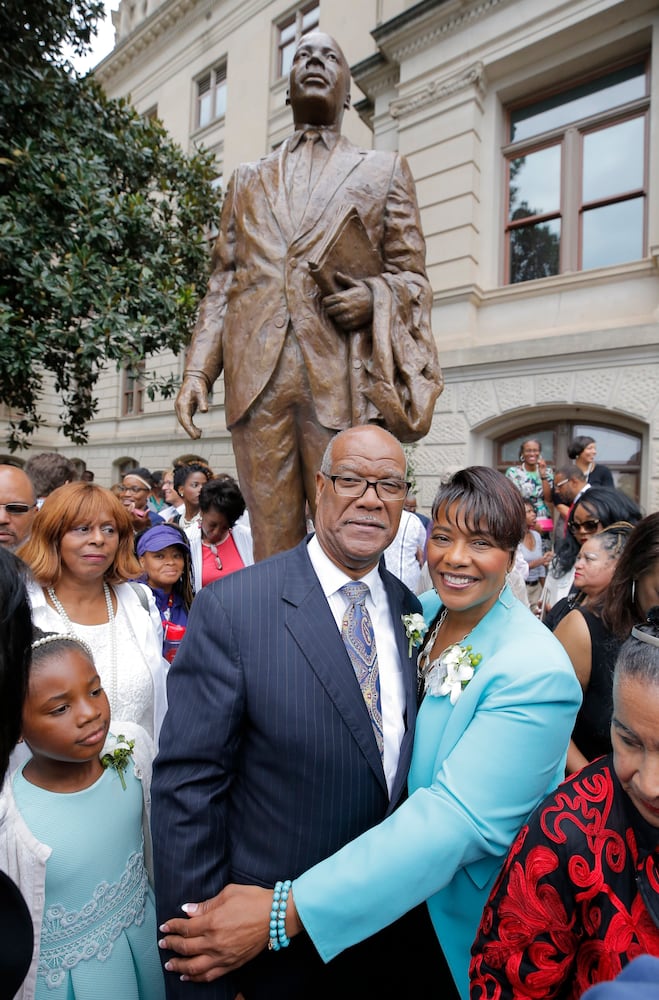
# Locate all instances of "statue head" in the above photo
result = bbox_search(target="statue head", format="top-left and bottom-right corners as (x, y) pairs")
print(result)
(287, 31), (351, 130)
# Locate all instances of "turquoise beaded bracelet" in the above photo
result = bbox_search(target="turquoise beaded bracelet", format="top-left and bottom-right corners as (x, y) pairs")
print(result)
(268, 879), (292, 951)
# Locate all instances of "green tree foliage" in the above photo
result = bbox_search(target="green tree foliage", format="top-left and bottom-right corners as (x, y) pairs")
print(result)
(0, 1), (222, 448)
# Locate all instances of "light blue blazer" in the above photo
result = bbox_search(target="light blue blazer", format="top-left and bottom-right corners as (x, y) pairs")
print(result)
(293, 586), (582, 998)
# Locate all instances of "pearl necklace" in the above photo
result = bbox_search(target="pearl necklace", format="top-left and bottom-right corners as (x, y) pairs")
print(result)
(47, 582), (117, 712)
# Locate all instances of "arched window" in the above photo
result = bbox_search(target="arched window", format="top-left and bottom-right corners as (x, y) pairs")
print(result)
(495, 421), (641, 502)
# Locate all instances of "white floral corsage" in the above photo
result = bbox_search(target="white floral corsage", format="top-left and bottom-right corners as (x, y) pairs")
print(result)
(402, 612), (429, 657)
(423, 643), (483, 704)
(100, 733), (135, 790)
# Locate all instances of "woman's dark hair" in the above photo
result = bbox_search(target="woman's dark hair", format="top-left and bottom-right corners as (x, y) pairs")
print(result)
(431, 466), (525, 552)
(173, 462), (212, 494)
(199, 476), (246, 528)
(551, 487), (643, 577)
(134, 523), (195, 612)
(567, 435), (595, 460)
(123, 466), (154, 488)
(30, 627), (94, 672)
(602, 513), (659, 639)
(0, 549), (32, 782)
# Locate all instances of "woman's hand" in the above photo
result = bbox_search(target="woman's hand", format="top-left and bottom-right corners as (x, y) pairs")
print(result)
(158, 883), (300, 983)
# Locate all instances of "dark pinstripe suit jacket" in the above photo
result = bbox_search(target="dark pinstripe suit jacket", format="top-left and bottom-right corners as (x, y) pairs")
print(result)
(151, 536), (423, 998)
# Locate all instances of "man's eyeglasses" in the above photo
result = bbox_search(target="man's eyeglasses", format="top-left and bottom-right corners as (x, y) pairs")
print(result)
(324, 474), (410, 502)
(569, 518), (601, 535)
(121, 485), (148, 494)
(554, 479), (569, 489)
(0, 503), (36, 515)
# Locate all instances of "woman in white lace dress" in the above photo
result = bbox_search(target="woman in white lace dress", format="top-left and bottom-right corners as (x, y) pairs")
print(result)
(17, 482), (167, 744)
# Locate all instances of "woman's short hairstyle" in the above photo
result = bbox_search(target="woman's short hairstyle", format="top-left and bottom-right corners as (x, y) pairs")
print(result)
(173, 462), (213, 494)
(17, 482), (140, 586)
(0, 549), (32, 783)
(602, 513), (659, 639)
(122, 466), (154, 489)
(518, 438), (541, 461)
(552, 487), (643, 577)
(199, 476), (246, 528)
(613, 622), (659, 695)
(567, 435), (595, 460)
(431, 466), (525, 553)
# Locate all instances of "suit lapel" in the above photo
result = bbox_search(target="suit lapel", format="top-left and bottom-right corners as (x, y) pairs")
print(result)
(259, 134), (368, 247)
(294, 139), (367, 243)
(257, 142), (293, 241)
(282, 542), (387, 792)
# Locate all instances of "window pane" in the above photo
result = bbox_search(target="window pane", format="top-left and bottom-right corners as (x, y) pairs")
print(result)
(573, 425), (640, 464)
(280, 40), (295, 77)
(583, 116), (644, 202)
(302, 6), (319, 31)
(509, 146), (561, 221)
(279, 21), (296, 46)
(198, 91), (211, 127)
(510, 61), (645, 142)
(509, 219), (561, 284)
(501, 431), (555, 465)
(581, 197), (644, 269)
(214, 80), (227, 119)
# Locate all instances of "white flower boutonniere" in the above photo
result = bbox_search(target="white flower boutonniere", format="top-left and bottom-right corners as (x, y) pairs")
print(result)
(402, 612), (429, 657)
(424, 643), (483, 704)
(100, 734), (136, 790)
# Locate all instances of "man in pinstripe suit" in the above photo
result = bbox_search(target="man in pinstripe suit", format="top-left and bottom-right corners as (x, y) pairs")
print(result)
(151, 425), (442, 998)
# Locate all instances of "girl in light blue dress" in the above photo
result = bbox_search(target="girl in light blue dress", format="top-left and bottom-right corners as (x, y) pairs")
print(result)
(0, 629), (164, 1000)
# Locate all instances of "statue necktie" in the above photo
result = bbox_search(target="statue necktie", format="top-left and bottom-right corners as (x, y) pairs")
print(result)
(340, 582), (383, 760)
(290, 129), (319, 227)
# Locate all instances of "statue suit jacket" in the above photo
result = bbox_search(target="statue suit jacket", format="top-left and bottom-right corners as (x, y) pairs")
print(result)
(185, 133), (441, 439)
(151, 536), (424, 999)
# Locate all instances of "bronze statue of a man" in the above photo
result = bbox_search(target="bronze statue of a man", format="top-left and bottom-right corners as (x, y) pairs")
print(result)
(176, 31), (442, 560)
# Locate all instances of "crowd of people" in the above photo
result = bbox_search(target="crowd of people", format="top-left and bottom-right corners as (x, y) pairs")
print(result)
(0, 429), (657, 1000)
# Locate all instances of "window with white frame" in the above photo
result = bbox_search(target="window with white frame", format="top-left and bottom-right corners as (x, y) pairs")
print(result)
(277, 2), (319, 79)
(503, 55), (649, 284)
(121, 361), (145, 417)
(196, 63), (227, 129)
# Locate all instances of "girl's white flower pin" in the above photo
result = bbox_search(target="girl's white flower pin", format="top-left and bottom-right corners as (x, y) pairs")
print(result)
(100, 734), (136, 791)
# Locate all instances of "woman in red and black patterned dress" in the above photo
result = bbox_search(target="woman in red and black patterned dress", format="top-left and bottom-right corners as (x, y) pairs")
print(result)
(469, 614), (659, 1000)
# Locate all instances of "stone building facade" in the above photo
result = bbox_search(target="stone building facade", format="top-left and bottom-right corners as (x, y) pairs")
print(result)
(7, 0), (659, 515)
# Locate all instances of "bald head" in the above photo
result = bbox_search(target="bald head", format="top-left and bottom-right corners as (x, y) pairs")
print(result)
(0, 465), (37, 552)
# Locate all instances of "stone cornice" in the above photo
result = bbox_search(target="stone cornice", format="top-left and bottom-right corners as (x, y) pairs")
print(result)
(95, 0), (270, 83)
(374, 0), (509, 65)
(390, 61), (486, 118)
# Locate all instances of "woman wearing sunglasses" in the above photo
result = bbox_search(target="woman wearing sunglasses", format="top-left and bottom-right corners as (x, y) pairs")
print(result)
(541, 487), (642, 626)
(470, 612), (659, 998)
(553, 522), (634, 776)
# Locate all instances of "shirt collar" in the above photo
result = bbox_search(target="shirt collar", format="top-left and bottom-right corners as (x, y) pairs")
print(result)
(307, 534), (383, 602)
(289, 126), (338, 152)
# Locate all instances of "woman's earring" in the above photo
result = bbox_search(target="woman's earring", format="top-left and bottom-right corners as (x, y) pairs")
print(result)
(631, 580), (637, 606)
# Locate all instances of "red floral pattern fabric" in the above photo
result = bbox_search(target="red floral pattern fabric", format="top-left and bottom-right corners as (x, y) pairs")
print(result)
(470, 757), (659, 999)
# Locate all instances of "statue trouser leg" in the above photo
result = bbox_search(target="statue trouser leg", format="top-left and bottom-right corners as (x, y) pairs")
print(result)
(230, 331), (335, 561)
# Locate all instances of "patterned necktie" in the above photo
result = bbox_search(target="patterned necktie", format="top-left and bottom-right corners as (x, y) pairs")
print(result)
(340, 582), (383, 759)
(290, 129), (319, 226)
